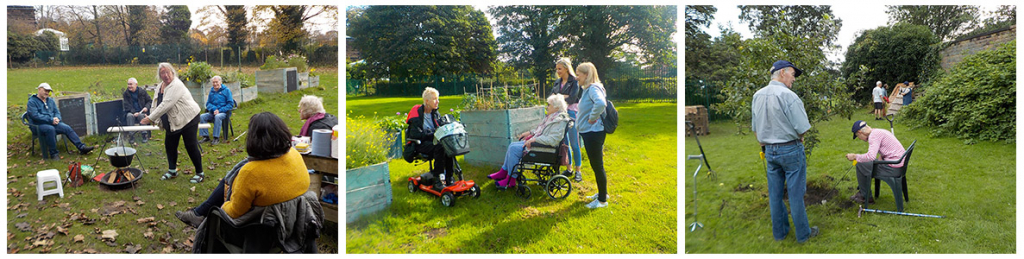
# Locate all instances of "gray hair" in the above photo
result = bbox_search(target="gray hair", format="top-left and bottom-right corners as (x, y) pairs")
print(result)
(771, 67), (787, 80)
(127, 78), (138, 84)
(547, 94), (568, 113)
(211, 75), (222, 83)
(156, 62), (177, 82)
(422, 87), (439, 101)
(876, 81), (882, 86)
(298, 95), (326, 118)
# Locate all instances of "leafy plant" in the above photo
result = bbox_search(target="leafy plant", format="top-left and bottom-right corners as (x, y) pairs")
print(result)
(222, 71), (254, 88)
(259, 54), (309, 72)
(901, 40), (1016, 143)
(178, 57), (213, 84)
(347, 113), (392, 169)
(376, 112), (408, 133)
(459, 85), (543, 111)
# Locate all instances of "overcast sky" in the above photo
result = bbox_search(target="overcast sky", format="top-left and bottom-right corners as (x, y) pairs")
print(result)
(705, 5), (1005, 63)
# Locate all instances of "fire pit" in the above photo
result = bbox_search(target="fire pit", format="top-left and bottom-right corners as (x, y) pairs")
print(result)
(100, 147), (142, 189)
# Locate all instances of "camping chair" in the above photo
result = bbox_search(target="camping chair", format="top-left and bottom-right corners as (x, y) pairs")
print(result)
(203, 99), (237, 140)
(867, 140), (917, 212)
(193, 192), (323, 253)
(21, 112), (72, 158)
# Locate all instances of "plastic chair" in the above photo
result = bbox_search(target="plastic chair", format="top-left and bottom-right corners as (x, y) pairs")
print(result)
(36, 169), (64, 201)
(22, 112), (72, 158)
(869, 140), (916, 212)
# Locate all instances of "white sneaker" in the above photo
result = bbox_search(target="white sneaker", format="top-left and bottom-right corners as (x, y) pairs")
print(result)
(586, 193), (609, 201)
(585, 199), (608, 209)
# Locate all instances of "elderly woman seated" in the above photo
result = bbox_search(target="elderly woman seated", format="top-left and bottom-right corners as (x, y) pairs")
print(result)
(488, 94), (572, 189)
(298, 95), (338, 137)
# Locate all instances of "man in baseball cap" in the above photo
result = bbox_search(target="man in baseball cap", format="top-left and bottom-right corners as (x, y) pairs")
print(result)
(845, 120), (906, 204)
(752, 60), (818, 243)
(27, 83), (95, 159)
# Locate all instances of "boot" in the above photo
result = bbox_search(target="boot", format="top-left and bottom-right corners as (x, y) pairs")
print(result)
(497, 175), (517, 188)
(488, 169), (508, 180)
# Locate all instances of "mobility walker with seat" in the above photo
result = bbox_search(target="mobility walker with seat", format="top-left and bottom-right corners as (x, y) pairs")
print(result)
(507, 119), (575, 200)
(406, 114), (480, 207)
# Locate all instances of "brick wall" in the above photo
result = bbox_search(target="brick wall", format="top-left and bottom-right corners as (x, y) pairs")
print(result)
(940, 25), (1016, 70)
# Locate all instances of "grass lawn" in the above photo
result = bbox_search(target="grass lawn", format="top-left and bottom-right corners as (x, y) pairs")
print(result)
(345, 96), (677, 253)
(683, 110), (1015, 253)
(6, 65), (340, 253)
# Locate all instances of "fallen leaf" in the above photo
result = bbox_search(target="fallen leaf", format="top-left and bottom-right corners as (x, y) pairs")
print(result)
(190, 186), (196, 193)
(73, 234), (84, 243)
(207, 165), (215, 170)
(101, 229), (118, 241)
(169, 201), (177, 207)
(8, 232), (14, 240)
(56, 226), (69, 235)
(187, 197), (195, 203)
(15, 222), (31, 232)
(133, 196), (142, 201)
(32, 239), (53, 247)
(157, 204), (164, 210)
(126, 243), (142, 253)
(136, 217), (156, 224)
(144, 231), (154, 239)
(137, 200), (145, 206)
(83, 248), (98, 254)
(162, 246), (173, 253)
(148, 189), (155, 194)
(17, 213), (27, 218)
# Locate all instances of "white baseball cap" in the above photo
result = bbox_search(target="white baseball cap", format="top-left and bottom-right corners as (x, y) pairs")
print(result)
(38, 83), (53, 91)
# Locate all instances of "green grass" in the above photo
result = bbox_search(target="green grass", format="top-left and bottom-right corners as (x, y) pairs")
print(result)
(6, 66), (339, 253)
(683, 110), (1015, 253)
(345, 96), (677, 253)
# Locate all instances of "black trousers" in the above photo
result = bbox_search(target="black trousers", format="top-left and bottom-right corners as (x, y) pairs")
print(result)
(165, 115), (203, 174)
(581, 131), (608, 202)
(416, 142), (454, 185)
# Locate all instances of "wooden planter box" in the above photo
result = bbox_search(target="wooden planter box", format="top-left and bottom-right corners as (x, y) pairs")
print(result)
(346, 162), (392, 224)
(255, 67), (299, 94)
(309, 75), (320, 88)
(460, 106), (546, 166)
(386, 131), (403, 159)
(184, 81), (205, 106)
(239, 86), (258, 103)
(53, 92), (94, 137)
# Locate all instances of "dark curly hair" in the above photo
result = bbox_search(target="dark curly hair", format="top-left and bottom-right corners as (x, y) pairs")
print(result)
(246, 112), (293, 160)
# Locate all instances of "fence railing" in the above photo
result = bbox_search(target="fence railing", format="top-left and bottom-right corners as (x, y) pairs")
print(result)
(32, 44), (337, 67)
(684, 79), (728, 121)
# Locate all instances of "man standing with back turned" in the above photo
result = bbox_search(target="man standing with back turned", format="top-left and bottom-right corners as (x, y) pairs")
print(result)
(751, 60), (820, 243)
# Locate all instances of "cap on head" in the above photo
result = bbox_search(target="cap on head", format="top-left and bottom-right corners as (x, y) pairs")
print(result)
(38, 83), (53, 91)
(903, 81), (909, 85)
(770, 60), (802, 77)
(851, 120), (867, 139)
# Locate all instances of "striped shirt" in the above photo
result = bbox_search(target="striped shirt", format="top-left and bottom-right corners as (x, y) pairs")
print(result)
(855, 128), (906, 167)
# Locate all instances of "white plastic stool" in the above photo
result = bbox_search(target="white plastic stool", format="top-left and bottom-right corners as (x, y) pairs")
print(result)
(36, 169), (64, 201)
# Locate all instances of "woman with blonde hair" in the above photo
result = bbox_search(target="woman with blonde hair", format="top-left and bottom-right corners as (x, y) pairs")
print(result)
(550, 58), (584, 182)
(575, 62), (609, 209)
(140, 62), (206, 183)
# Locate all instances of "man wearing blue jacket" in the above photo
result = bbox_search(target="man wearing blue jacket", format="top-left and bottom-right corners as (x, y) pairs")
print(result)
(27, 83), (95, 159)
(199, 76), (234, 145)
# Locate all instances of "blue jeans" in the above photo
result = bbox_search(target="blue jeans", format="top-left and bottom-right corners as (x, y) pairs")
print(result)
(567, 110), (582, 168)
(765, 142), (811, 242)
(37, 122), (85, 157)
(199, 112), (228, 138)
(501, 141), (526, 178)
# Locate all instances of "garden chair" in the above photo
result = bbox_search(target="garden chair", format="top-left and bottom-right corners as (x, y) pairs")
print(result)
(867, 140), (916, 212)
(202, 99), (237, 140)
(193, 192), (323, 253)
(21, 112), (72, 158)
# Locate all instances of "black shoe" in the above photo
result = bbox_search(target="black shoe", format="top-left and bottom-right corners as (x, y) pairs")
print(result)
(799, 226), (820, 243)
(78, 146), (95, 155)
(199, 136), (210, 143)
(141, 138), (148, 143)
(211, 137), (219, 145)
(175, 209), (205, 228)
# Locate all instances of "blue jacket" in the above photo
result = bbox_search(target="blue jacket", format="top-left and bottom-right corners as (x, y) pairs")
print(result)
(577, 83), (607, 133)
(27, 95), (62, 125)
(206, 86), (234, 113)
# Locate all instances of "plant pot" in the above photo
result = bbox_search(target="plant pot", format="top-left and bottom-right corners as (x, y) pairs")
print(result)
(346, 162), (392, 224)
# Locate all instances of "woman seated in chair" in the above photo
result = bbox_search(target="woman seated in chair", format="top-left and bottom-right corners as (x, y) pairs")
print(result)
(405, 87), (455, 189)
(488, 94), (571, 189)
(298, 95), (338, 137)
(176, 112), (310, 226)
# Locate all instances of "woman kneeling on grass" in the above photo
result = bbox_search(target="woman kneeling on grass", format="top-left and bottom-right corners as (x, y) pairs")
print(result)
(488, 94), (571, 189)
(175, 112), (310, 226)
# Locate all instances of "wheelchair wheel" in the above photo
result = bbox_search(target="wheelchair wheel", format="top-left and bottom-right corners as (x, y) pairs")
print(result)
(470, 185), (481, 198)
(545, 175), (572, 199)
(408, 180), (416, 193)
(441, 192), (456, 207)
(515, 185), (532, 200)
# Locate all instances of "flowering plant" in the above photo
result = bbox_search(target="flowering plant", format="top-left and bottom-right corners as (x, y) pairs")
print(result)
(178, 56), (213, 84)
(346, 113), (392, 168)
(377, 112), (408, 133)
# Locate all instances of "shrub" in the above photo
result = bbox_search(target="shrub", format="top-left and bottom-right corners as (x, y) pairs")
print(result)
(376, 112), (408, 133)
(222, 71), (255, 88)
(459, 85), (543, 111)
(346, 114), (391, 168)
(259, 54), (309, 72)
(901, 40), (1016, 143)
(178, 57), (213, 84)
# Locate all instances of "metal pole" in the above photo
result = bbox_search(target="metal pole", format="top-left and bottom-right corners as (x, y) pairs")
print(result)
(858, 205), (944, 218)
(688, 154), (705, 232)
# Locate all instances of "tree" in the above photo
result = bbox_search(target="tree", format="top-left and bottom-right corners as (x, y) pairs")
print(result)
(490, 6), (564, 94)
(8, 31), (43, 64)
(348, 6), (496, 79)
(558, 6), (676, 76)
(715, 11), (854, 156)
(127, 5), (151, 47)
(160, 5), (192, 45)
(841, 23), (939, 102)
(739, 5), (843, 47)
(685, 5), (716, 81)
(225, 5), (248, 50)
(886, 5), (979, 42)
(66, 5), (107, 63)
(254, 5), (337, 54)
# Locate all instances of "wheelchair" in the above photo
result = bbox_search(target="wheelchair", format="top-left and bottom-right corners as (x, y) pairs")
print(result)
(508, 119), (575, 200)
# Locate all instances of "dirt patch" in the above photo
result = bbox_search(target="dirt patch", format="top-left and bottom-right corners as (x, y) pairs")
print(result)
(424, 227), (447, 239)
(803, 180), (838, 206)
(733, 183), (757, 192)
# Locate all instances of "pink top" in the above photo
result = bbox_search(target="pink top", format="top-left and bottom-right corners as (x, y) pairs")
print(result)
(855, 128), (906, 167)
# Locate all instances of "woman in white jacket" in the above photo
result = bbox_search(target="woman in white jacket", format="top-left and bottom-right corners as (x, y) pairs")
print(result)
(141, 62), (206, 183)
